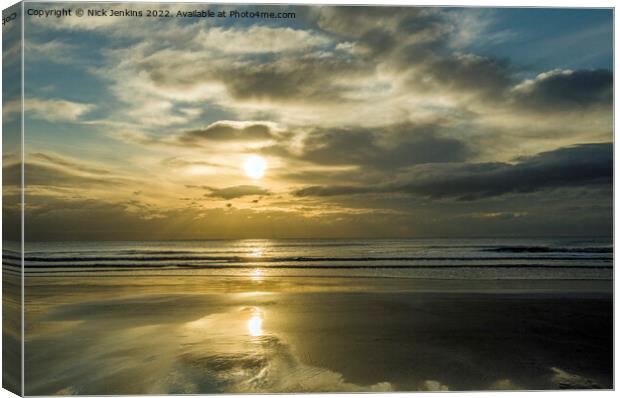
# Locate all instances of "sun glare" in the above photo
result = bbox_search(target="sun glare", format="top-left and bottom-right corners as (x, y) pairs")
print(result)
(244, 155), (267, 179)
(248, 309), (263, 337)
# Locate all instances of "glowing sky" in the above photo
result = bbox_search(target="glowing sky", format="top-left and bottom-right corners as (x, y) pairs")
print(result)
(3, 4), (613, 240)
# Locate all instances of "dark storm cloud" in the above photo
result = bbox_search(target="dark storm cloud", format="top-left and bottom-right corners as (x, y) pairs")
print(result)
(409, 57), (612, 111)
(280, 168), (382, 185)
(401, 143), (612, 199)
(177, 121), (276, 144)
(511, 69), (612, 111)
(264, 123), (472, 170)
(294, 143), (612, 200)
(203, 185), (271, 200)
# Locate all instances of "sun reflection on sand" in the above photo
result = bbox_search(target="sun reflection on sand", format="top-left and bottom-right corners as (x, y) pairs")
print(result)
(250, 248), (263, 257)
(251, 268), (263, 281)
(249, 243), (266, 282)
(248, 308), (263, 337)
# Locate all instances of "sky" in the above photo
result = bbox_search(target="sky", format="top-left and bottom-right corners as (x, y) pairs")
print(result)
(3, 3), (613, 240)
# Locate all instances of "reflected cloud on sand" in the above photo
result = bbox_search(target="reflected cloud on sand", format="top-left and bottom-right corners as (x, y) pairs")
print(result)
(26, 291), (394, 394)
(23, 277), (612, 395)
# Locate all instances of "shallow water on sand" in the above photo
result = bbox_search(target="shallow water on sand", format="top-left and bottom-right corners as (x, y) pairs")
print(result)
(23, 275), (612, 394)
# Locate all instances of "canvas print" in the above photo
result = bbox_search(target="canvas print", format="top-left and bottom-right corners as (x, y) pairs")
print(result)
(2, 2), (614, 395)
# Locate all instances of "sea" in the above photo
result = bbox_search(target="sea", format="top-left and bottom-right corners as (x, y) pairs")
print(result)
(3, 237), (612, 280)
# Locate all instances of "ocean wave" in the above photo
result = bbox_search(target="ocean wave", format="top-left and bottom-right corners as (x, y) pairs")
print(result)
(23, 263), (613, 270)
(482, 246), (612, 253)
(20, 254), (611, 263)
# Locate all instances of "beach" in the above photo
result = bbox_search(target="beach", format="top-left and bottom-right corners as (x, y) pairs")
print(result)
(23, 274), (612, 394)
(6, 3), (614, 395)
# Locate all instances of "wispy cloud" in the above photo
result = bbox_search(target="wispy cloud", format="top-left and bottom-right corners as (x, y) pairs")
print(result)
(4, 98), (94, 122)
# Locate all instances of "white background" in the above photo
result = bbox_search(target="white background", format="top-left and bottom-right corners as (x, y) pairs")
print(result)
(0, 0), (616, 397)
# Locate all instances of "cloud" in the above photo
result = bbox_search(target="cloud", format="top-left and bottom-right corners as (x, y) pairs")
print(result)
(4, 163), (117, 188)
(266, 123), (472, 170)
(102, 23), (368, 114)
(401, 143), (612, 199)
(20, 6), (613, 239)
(213, 55), (372, 103)
(550, 367), (601, 389)
(197, 26), (331, 54)
(447, 9), (517, 49)
(414, 144), (613, 199)
(294, 143), (612, 200)
(74, 4), (611, 145)
(2, 40), (20, 62)
(315, 6), (447, 51)
(26, 98), (94, 121)
(511, 69), (612, 111)
(314, 7), (610, 113)
(2, 99), (21, 120)
(315, 7), (514, 99)
(30, 153), (112, 175)
(177, 121), (279, 144)
(4, 152), (133, 190)
(420, 380), (449, 391)
(110, 121), (283, 148)
(294, 185), (379, 197)
(202, 185), (271, 200)
(25, 40), (76, 63)
(23, 195), (399, 241)
(422, 53), (513, 98)
(162, 158), (224, 169)
(4, 98), (94, 122)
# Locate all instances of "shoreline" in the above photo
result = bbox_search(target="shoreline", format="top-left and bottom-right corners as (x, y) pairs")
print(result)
(25, 274), (613, 294)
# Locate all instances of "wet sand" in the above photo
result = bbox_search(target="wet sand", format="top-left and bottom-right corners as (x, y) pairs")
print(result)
(3, 268), (22, 395)
(24, 276), (612, 394)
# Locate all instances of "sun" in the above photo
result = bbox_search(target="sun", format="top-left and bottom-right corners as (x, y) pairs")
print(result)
(244, 155), (267, 179)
